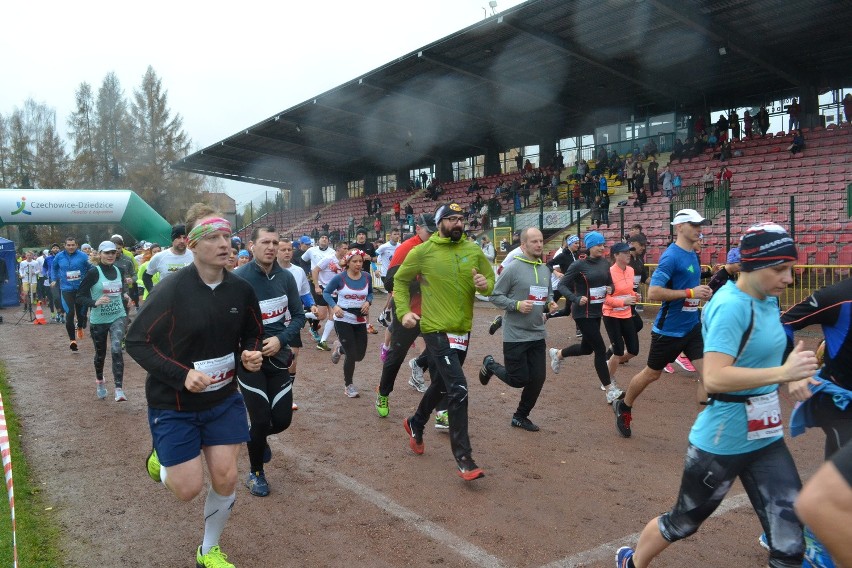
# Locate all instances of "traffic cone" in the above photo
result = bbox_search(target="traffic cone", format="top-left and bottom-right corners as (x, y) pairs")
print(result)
(33, 301), (47, 325)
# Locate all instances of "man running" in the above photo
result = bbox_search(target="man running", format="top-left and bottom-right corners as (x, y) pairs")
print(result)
(303, 234), (336, 348)
(395, 202), (494, 480)
(614, 209), (713, 437)
(311, 239), (347, 351)
(234, 227), (304, 497)
(142, 224), (193, 293)
(127, 204), (263, 568)
(51, 237), (92, 351)
(480, 227), (556, 431)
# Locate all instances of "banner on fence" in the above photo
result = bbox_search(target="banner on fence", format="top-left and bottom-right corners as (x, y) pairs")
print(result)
(0, 392), (17, 567)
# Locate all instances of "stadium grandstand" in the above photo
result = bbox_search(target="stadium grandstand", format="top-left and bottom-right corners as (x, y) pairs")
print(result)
(172, 0), (852, 279)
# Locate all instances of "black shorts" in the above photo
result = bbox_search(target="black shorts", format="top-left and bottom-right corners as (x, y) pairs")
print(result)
(832, 438), (852, 487)
(288, 333), (303, 349)
(646, 323), (703, 371)
(312, 286), (328, 307)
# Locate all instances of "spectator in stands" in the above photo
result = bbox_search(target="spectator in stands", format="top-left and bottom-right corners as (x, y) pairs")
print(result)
(393, 201), (401, 222)
(716, 165), (733, 190)
(634, 184), (647, 211)
(625, 157), (635, 193)
(844, 93), (852, 123)
(787, 98), (801, 132)
(596, 146), (609, 171)
(730, 110), (741, 140)
(576, 159), (588, 179)
(572, 179), (582, 210)
(598, 173), (608, 196)
(590, 194), (603, 229)
(373, 217), (383, 240)
(480, 236), (495, 263)
(694, 114), (706, 137)
(743, 109), (753, 138)
(365, 197), (373, 217)
(789, 129), (805, 155)
(419, 171), (428, 188)
(635, 164), (646, 193)
(642, 138), (658, 158)
(671, 139), (685, 162)
(672, 170), (683, 197)
(600, 191), (610, 227)
(467, 178), (480, 194)
(647, 156), (659, 196)
(524, 159), (533, 172)
(522, 182), (531, 208)
(660, 165), (674, 200)
(716, 114), (729, 138)
(757, 105), (770, 137)
(718, 139), (732, 162)
(701, 166), (715, 194)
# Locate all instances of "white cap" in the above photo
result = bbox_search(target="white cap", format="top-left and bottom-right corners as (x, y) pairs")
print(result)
(97, 240), (117, 252)
(671, 208), (711, 226)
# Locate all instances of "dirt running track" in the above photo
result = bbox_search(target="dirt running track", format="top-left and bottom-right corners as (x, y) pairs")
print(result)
(0, 302), (824, 567)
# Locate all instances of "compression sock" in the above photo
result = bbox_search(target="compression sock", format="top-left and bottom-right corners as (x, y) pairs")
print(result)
(320, 319), (334, 342)
(201, 488), (235, 555)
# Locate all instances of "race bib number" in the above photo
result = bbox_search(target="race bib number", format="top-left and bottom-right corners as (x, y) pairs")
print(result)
(102, 281), (122, 298)
(447, 333), (469, 351)
(528, 285), (548, 305)
(589, 286), (606, 304)
(193, 353), (236, 393)
(612, 295), (631, 312)
(259, 295), (287, 325)
(682, 298), (700, 312)
(633, 275), (642, 289)
(746, 391), (783, 440)
(66, 270), (81, 282)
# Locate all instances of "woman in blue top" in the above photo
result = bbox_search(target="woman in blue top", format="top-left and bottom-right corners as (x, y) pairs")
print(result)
(616, 223), (819, 568)
(324, 249), (373, 398)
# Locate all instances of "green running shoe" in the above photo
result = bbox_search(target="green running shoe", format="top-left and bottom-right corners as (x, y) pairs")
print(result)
(145, 448), (161, 483)
(196, 545), (235, 568)
(375, 394), (389, 417)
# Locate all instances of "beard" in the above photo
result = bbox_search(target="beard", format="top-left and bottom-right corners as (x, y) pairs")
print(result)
(448, 227), (463, 241)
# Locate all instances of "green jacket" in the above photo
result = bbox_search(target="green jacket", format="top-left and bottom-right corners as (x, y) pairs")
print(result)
(394, 234), (495, 335)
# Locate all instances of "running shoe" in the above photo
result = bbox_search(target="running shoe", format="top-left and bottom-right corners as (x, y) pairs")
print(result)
(263, 442), (272, 464)
(663, 363), (675, 374)
(59, 314), (66, 323)
(114, 387), (127, 402)
(403, 417), (424, 454)
(96, 380), (107, 400)
(455, 456), (484, 481)
(380, 343), (389, 362)
(196, 545), (235, 568)
(479, 355), (494, 385)
(345, 384), (359, 398)
(576, 328), (583, 338)
(613, 399), (632, 438)
(245, 471), (270, 497)
(758, 532), (769, 551)
(367, 323), (379, 335)
(375, 393), (389, 417)
(434, 410), (449, 430)
(804, 526), (836, 568)
(615, 546), (635, 568)
(145, 448), (161, 482)
(70, 340), (78, 352)
(377, 309), (391, 328)
(548, 348), (561, 374)
(488, 315), (503, 335)
(316, 341), (331, 351)
(408, 358), (427, 392)
(309, 328), (321, 343)
(331, 341), (342, 364)
(675, 354), (696, 372)
(605, 384), (624, 405)
(511, 416), (540, 431)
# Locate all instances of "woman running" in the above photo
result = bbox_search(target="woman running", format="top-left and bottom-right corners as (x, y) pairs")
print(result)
(603, 242), (640, 388)
(548, 231), (620, 403)
(323, 248), (373, 398)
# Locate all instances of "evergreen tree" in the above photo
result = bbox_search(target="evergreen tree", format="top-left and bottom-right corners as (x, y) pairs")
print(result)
(67, 82), (98, 187)
(34, 122), (69, 189)
(95, 72), (129, 189)
(0, 114), (10, 187)
(127, 65), (202, 221)
(8, 110), (34, 188)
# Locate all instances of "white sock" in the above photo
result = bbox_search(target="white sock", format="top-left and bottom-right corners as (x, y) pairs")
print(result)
(159, 466), (167, 485)
(201, 488), (235, 555)
(320, 319), (334, 342)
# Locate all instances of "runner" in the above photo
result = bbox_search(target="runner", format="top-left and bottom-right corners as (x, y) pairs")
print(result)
(323, 248), (373, 398)
(374, 227), (400, 342)
(548, 231), (622, 404)
(126, 204), (263, 568)
(616, 222), (816, 568)
(76, 241), (129, 401)
(142, 223), (193, 293)
(480, 227), (557, 431)
(602, 242), (641, 385)
(303, 234), (337, 349)
(234, 227), (304, 497)
(614, 209), (713, 437)
(394, 202), (494, 480)
(51, 237), (93, 351)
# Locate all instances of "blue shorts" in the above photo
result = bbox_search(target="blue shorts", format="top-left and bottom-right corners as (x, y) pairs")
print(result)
(148, 391), (250, 467)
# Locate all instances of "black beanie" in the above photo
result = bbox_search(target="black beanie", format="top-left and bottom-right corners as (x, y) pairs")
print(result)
(171, 224), (187, 241)
(739, 222), (797, 272)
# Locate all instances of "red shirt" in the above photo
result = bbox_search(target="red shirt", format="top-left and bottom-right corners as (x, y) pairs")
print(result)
(389, 234), (425, 315)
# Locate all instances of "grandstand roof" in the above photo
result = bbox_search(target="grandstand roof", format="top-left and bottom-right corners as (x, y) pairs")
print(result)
(173, 0), (852, 188)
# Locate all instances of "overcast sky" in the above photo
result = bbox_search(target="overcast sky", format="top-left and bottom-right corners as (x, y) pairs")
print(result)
(3, 0), (527, 208)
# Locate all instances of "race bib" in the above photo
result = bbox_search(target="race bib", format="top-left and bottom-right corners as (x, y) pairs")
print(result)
(746, 391), (783, 440)
(102, 281), (122, 297)
(528, 285), (548, 305)
(447, 333), (469, 351)
(259, 295), (287, 325)
(589, 286), (606, 304)
(633, 275), (642, 289)
(682, 298), (700, 312)
(193, 353), (236, 393)
(612, 295), (632, 312)
(66, 270), (81, 281)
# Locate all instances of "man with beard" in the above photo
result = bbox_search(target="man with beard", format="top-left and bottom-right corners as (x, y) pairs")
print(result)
(51, 237), (93, 351)
(394, 202), (494, 480)
(480, 228), (557, 432)
(143, 224), (193, 293)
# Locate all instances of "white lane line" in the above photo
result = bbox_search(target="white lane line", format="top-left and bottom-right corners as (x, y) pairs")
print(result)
(538, 493), (751, 568)
(278, 445), (508, 568)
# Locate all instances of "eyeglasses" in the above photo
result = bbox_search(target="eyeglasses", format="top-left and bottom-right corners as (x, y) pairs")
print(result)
(442, 216), (465, 223)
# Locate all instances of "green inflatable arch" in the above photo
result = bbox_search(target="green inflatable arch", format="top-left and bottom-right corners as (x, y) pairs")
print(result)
(0, 189), (171, 244)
